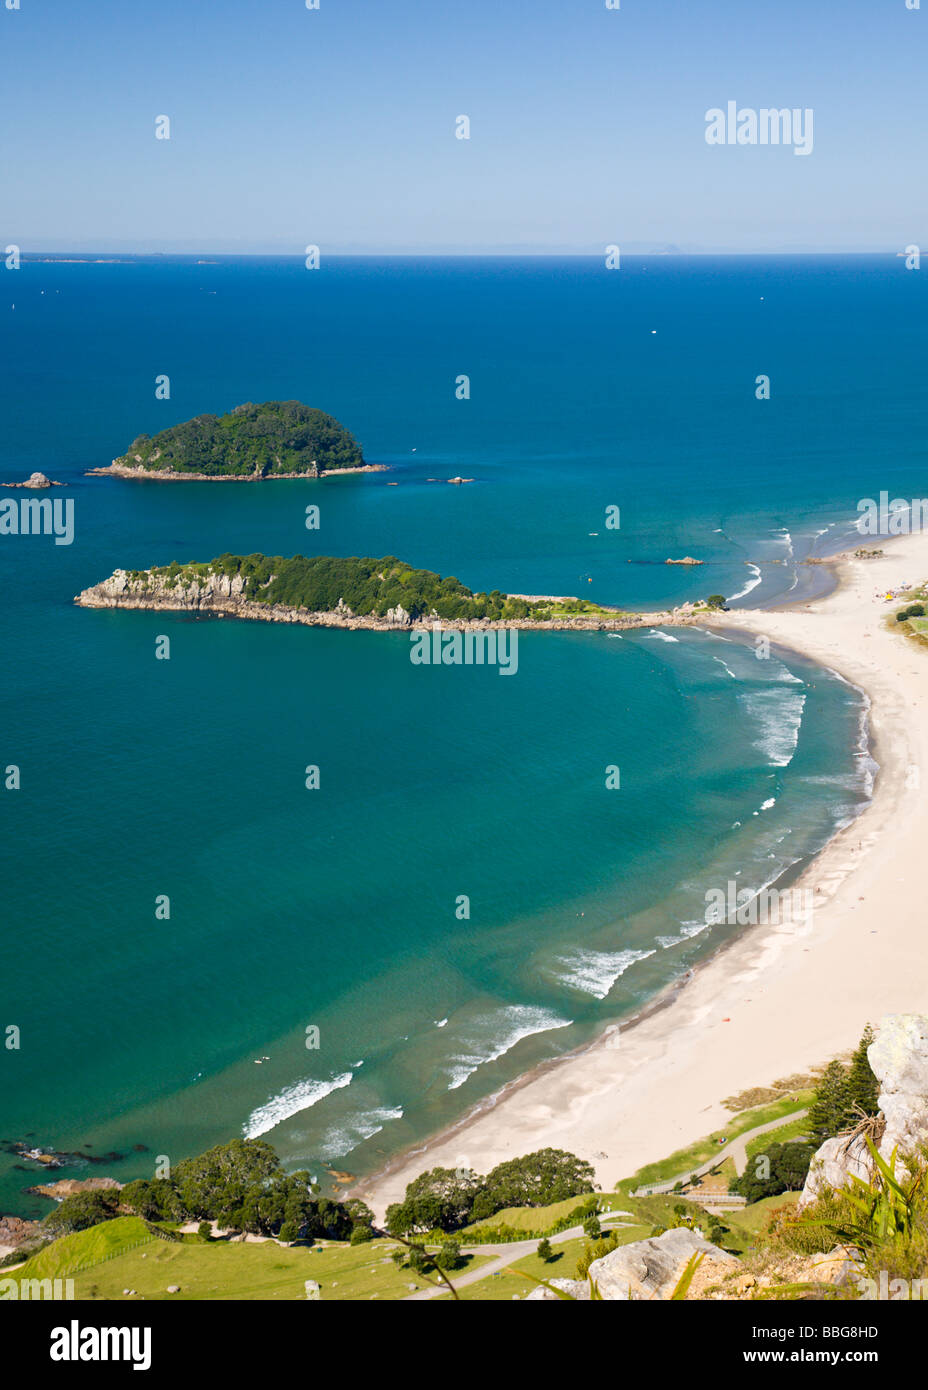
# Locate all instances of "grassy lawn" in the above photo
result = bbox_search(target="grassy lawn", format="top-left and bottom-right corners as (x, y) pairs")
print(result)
(461, 1194), (599, 1238)
(16, 1223), (491, 1301)
(744, 1116), (811, 1161)
(621, 1094), (812, 1193)
(16, 1217), (156, 1280)
(728, 1191), (800, 1237)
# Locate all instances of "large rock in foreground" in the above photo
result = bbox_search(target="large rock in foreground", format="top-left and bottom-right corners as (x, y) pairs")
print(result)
(589, 1228), (738, 1300)
(870, 1014), (928, 1156)
(799, 1013), (928, 1209)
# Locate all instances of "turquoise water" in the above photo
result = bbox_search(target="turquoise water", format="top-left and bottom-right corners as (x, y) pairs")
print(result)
(0, 254), (919, 1214)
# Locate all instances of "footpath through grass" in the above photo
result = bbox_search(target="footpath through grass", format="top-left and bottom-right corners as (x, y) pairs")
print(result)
(622, 1093), (812, 1192)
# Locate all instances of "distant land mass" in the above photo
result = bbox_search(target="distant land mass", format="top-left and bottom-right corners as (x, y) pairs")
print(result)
(74, 553), (681, 631)
(87, 401), (377, 480)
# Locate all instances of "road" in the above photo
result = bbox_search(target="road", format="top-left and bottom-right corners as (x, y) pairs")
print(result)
(404, 1107), (809, 1300)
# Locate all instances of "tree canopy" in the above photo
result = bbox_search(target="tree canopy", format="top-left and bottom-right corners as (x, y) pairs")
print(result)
(139, 553), (555, 622)
(115, 401), (364, 476)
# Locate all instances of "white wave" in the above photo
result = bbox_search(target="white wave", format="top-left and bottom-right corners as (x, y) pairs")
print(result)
(554, 947), (656, 999)
(445, 1006), (572, 1091)
(713, 656), (738, 679)
(244, 1071), (354, 1139)
(435, 1018), (448, 1028)
(318, 1106), (404, 1160)
(738, 687), (806, 767)
(642, 630), (679, 643)
(727, 564), (763, 602)
(759, 797), (776, 811)
(657, 920), (711, 948)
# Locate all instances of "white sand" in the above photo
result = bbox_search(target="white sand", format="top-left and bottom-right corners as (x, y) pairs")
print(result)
(359, 535), (928, 1219)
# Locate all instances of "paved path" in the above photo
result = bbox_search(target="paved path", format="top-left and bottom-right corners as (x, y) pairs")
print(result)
(403, 1213), (633, 1301)
(632, 1109), (809, 1194)
(405, 1109), (810, 1300)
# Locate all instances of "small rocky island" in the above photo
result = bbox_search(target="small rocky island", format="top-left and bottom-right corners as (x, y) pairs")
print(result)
(2, 471), (65, 488)
(75, 553), (687, 631)
(87, 401), (379, 480)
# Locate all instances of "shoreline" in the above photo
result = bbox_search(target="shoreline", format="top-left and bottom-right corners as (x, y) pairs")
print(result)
(84, 463), (388, 481)
(355, 534), (928, 1219)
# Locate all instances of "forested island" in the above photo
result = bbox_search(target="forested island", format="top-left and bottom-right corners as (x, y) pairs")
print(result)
(88, 401), (373, 479)
(75, 553), (667, 630)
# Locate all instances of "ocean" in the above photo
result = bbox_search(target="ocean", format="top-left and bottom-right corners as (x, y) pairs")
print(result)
(0, 253), (922, 1215)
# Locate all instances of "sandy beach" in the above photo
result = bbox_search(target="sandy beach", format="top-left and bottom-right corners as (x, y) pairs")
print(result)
(358, 533), (928, 1219)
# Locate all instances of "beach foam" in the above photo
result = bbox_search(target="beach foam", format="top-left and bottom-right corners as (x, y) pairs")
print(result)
(553, 947), (656, 998)
(244, 1071), (354, 1139)
(445, 1006), (572, 1091)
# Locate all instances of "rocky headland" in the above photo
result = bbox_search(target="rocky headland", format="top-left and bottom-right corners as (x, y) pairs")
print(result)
(74, 560), (700, 634)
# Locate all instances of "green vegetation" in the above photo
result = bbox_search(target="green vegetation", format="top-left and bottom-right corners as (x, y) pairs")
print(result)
(623, 1092), (812, 1193)
(42, 1187), (121, 1236)
(114, 401), (364, 476)
(17, 1217), (155, 1281)
(729, 1141), (817, 1203)
(385, 1149), (595, 1236)
(138, 552), (574, 622)
(807, 1025), (879, 1145)
(91, 1139), (372, 1246)
(26, 1228), (477, 1301)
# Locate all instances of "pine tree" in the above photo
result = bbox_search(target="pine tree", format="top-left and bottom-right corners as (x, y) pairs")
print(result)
(847, 1023), (881, 1117)
(807, 1059), (852, 1143)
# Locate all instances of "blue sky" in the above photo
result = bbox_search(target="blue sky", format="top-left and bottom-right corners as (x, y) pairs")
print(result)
(2, 0), (925, 252)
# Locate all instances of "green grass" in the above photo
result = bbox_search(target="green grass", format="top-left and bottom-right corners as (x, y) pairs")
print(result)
(460, 1194), (600, 1238)
(547, 601), (625, 619)
(16, 1217), (155, 1280)
(17, 1224), (491, 1301)
(744, 1116), (811, 1161)
(621, 1094), (812, 1192)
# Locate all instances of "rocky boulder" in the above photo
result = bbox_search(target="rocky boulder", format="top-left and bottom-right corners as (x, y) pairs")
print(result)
(798, 1132), (875, 1210)
(587, 1227), (738, 1300)
(870, 1014), (928, 1157)
(799, 1013), (928, 1209)
(525, 1277), (590, 1301)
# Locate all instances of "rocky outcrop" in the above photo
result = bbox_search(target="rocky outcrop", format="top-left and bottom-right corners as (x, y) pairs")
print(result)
(0, 1214), (40, 1254)
(799, 1013), (928, 1208)
(798, 1134), (875, 1209)
(25, 1176), (122, 1201)
(86, 463), (385, 481)
(75, 566), (700, 635)
(2, 471), (64, 488)
(588, 1228), (737, 1300)
(870, 1013), (928, 1157)
(525, 1277), (591, 1301)
(665, 556), (703, 566)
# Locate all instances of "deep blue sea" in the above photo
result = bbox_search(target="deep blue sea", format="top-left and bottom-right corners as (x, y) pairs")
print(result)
(0, 254), (923, 1215)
